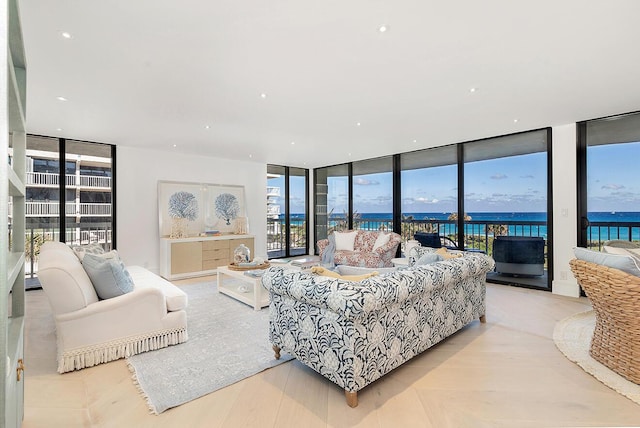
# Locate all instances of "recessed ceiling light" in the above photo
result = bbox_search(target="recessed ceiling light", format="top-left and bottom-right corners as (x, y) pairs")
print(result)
(378, 25), (389, 33)
(173, 144), (177, 148)
(204, 125), (210, 129)
(513, 119), (519, 123)
(413, 139), (417, 143)
(348, 152), (352, 157)
(61, 32), (72, 39)
(260, 93), (267, 99)
(56, 128), (63, 131)
(249, 154), (252, 158)
(469, 87), (477, 93)
(56, 96), (67, 101)
(356, 122), (361, 127)
(291, 141), (295, 145)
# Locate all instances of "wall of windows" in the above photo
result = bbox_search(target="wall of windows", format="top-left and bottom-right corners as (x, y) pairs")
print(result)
(314, 128), (552, 290)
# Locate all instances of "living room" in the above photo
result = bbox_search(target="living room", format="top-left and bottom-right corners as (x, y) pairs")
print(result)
(4, 1), (640, 427)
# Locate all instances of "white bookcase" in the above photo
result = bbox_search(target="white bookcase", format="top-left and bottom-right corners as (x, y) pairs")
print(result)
(1, 0), (26, 425)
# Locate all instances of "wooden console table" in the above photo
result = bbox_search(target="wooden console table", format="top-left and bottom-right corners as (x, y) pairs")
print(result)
(159, 235), (254, 280)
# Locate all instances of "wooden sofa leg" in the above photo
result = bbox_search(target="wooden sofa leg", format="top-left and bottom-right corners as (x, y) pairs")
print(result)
(345, 390), (358, 408)
(273, 345), (281, 360)
(480, 314), (486, 323)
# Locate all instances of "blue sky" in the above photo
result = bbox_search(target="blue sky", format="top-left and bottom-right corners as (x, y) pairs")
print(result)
(587, 142), (640, 212)
(270, 142), (640, 214)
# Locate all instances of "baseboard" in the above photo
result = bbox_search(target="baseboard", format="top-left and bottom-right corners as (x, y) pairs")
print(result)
(552, 280), (580, 297)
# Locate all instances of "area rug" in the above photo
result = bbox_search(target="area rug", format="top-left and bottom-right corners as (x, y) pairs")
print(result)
(553, 310), (640, 405)
(126, 280), (292, 414)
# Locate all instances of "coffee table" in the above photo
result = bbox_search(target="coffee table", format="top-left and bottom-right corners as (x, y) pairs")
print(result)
(217, 265), (269, 310)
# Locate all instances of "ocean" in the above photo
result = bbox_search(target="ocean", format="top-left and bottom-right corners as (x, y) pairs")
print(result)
(286, 211), (640, 241)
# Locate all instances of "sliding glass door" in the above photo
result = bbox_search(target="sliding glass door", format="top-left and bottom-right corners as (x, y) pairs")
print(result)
(578, 112), (640, 250)
(25, 135), (115, 287)
(463, 130), (551, 289)
(267, 165), (309, 258)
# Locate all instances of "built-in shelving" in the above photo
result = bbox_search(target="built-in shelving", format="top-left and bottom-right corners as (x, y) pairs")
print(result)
(2, 0), (27, 425)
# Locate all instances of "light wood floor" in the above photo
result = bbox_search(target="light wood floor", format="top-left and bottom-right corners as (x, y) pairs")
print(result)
(22, 278), (640, 428)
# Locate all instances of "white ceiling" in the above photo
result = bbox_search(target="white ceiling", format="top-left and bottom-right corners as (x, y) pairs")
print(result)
(18, 0), (640, 168)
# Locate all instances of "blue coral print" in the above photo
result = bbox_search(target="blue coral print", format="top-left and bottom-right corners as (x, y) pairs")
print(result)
(168, 191), (198, 220)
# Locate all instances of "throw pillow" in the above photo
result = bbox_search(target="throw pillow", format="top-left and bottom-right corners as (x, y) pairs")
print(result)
(372, 232), (391, 251)
(334, 231), (358, 251)
(415, 253), (444, 265)
(337, 265), (397, 276)
(82, 253), (135, 299)
(311, 266), (378, 281)
(606, 246), (640, 265)
(71, 243), (106, 261)
(574, 247), (640, 277)
(435, 247), (462, 259)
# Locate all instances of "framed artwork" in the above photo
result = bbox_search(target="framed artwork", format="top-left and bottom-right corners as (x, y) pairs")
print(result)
(158, 181), (247, 238)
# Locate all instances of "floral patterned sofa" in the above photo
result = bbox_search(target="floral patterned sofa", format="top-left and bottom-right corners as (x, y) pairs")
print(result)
(316, 230), (402, 268)
(262, 251), (495, 407)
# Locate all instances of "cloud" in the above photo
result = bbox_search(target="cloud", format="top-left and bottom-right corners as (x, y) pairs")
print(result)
(601, 184), (625, 190)
(490, 173), (508, 180)
(354, 178), (379, 186)
(520, 174), (535, 179)
(415, 197), (439, 203)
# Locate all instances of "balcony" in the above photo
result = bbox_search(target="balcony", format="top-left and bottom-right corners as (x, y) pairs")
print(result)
(267, 186), (280, 197)
(26, 171), (112, 190)
(267, 217), (307, 258)
(24, 223), (113, 288)
(26, 201), (111, 217)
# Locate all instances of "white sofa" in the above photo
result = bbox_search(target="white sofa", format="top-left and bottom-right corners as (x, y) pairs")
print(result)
(37, 242), (188, 373)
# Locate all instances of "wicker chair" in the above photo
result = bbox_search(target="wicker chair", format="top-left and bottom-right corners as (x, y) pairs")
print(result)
(569, 258), (640, 384)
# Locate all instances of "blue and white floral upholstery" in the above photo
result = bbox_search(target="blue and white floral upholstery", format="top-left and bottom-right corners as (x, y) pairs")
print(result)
(262, 252), (495, 407)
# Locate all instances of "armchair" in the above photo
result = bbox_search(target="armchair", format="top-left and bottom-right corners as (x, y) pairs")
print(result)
(317, 230), (401, 268)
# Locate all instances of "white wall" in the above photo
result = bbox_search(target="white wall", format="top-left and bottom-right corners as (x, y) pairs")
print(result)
(116, 146), (266, 274)
(551, 124), (580, 297)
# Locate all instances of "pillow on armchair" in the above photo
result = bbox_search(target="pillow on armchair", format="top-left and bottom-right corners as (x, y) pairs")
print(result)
(335, 231), (358, 251)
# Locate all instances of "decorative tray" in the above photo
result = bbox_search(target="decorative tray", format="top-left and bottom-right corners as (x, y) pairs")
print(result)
(227, 262), (271, 271)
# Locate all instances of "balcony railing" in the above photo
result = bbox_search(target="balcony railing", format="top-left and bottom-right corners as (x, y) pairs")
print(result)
(584, 221), (640, 250)
(267, 217), (307, 257)
(26, 202), (111, 217)
(267, 186), (280, 196)
(320, 216), (639, 254)
(26, 171), (111, 189)
(79, 203), (111, 216)
(24, 224), (113, 281)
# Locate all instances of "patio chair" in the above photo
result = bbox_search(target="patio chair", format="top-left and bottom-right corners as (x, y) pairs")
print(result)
(413, 232), (457, 249)
(492, 236), (545, 276)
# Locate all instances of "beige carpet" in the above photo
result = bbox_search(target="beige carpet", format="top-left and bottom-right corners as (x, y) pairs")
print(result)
(553, 310), (640, 405)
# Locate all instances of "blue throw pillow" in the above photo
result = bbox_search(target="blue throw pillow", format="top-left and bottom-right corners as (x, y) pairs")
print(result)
(574, 247), (640, 277)
(82, 253), (135, 299)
